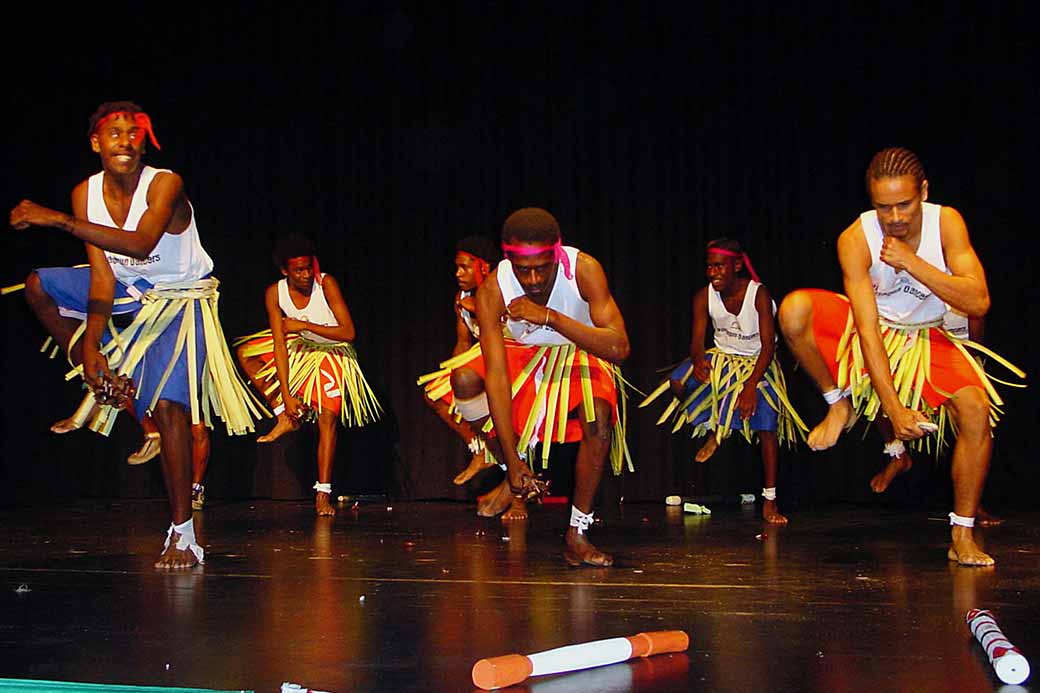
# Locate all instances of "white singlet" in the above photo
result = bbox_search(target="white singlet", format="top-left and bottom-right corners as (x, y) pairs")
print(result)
(459, 290), (479, 339)
(943, 306), (970, 339)
(87, 166), (213, 286)
(497, 246), (593, 346)
(278, 275), (341, 344)
(861, 201), (948, 326)
(708, 280), (775, 357)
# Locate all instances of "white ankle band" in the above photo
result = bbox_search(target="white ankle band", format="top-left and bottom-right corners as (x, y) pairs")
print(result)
(273, 403), (285, 416)
(467, 437), (484, 454)
(823, 388), (848, 405)
(570, 506), (594, 535)
(762, 487), (777, 501)
(883, 440), (906, 457)
(314, 482), (332, 494)
(164, 518), (205, 564)
(949, 512), (975, 528)
(455, 393), (490, 421)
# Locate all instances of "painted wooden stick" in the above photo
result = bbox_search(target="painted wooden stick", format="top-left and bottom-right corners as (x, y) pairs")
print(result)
(967, 609), (1030, 685)
(472, 630), (689, 690)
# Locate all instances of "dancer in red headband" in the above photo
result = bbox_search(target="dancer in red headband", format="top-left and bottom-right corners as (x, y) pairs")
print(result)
(441, 207), (631, 567)
(11, 101), (262, 569)
(417, 235), (508, 492)
(235, 233), (381, 516)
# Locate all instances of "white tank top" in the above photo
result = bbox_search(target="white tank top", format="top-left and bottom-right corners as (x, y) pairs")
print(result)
(497, 246), (593, 346)
(861, 201), (948, 326)
(458, 290), (479, 339)
(708, 281), (774, 356)
(88, 166), (214, 286)
(277, 275), (341, 344)
(943, 306), (969, 339)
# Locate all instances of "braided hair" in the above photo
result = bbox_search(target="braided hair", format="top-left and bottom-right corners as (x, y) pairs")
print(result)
(865, 147), (926, 193)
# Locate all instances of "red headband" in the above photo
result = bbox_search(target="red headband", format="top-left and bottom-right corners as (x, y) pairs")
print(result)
(501, 240), (573, 280)
(457, 251), (490, 286)
(93, 111), (161, 150)
(287, 256), (323, 285)
(708, 247), (761, 283)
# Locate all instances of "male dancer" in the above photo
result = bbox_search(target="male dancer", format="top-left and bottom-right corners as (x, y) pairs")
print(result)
(11, 101), (261, 568)
(236, 234), (381, 516)
(778, 147), (1022, 566)
(640, 239), (805, 524)
(448, 207), (630, 567)
(420, 235), (500, 486)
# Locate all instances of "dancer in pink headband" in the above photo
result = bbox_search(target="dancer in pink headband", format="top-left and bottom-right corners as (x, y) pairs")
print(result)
(442, 207), (631, 567)
(639, 238), (806, 524)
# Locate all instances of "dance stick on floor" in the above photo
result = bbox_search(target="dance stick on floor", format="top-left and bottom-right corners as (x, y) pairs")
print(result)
(967, 609), (1030, 685)
(472, 630), (689, 690)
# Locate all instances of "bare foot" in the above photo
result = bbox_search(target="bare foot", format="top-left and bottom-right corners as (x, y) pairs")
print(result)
(563, 527), (613, 567)
(154, 532), (200, 570)
(870, 452), (912, 493)
(50, 415), (86, 434)
(501, 497), (528, 521)
(316, 492), (337, 516)
(763, 499), (788, 524)
(807, 398), (854, 451)
(947, 526), (994, 566)
(127, 433), (162, 465)
(257, 413), (299, 443)
(977, 506), (1004, 527)
(453, 449), (495, 485)
(477, 480), (514, 517)
(694, 436), (719, 463)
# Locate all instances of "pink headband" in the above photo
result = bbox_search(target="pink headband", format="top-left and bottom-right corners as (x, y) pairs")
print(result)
(501, 240), (573, 279)
(708, 247), (760, 283)
(93, 111), (161, 150)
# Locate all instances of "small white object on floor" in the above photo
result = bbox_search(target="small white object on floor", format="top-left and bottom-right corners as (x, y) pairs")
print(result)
(665, 495), (682, 506)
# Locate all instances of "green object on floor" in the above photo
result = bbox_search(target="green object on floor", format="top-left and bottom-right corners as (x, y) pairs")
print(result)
(0, 680), (252, 693)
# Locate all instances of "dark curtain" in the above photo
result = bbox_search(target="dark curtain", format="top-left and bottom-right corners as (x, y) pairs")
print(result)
(1, 3), (1035, 510)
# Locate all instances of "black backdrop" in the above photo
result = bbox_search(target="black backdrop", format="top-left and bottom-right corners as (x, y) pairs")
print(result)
(1, 3), (1035, 511)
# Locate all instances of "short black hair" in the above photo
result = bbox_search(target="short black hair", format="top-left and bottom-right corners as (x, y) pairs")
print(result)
(88, 101), (145, 137)
(273, 233), (316, 269)
(456, 234), (499, 264)
(501, 207), (561, 245)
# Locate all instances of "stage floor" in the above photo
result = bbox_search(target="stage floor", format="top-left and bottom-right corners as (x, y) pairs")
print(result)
(1, 498), (1036, 692)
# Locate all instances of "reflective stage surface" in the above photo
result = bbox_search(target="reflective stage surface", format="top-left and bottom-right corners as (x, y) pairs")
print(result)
(1, 500), (1037, 692)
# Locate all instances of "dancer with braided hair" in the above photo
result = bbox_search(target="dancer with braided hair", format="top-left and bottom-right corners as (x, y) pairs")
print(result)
(778, 146), (1024, 566)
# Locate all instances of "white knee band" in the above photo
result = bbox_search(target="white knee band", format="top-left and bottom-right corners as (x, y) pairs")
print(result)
(570, 506), (595, 535)
(314, 482), (332, 494)
(823, 388), (849, 405)
(762, 487), (777, 501)
(949, 512), (975, 528)
(165, 518), (205, 564)
(883, 440), (906, 457)
(455, 393), (490, 421)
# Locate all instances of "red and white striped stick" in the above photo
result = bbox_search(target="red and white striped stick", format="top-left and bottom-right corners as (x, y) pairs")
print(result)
(472, 630), (689, 690)
(966, 609), (1030, 685)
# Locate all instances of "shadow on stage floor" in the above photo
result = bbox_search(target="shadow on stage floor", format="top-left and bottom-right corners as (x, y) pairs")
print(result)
(1, 499), (1037, 692)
